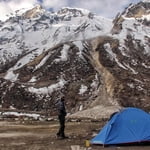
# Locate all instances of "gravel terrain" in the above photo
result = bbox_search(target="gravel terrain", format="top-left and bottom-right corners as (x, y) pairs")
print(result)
(0, 120), (150, 150)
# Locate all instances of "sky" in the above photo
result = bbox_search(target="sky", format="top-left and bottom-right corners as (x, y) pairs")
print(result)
(0, 0), (142, 21)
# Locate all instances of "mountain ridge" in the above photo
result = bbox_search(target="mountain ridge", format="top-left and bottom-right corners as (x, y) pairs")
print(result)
(0, 1), (149, 119)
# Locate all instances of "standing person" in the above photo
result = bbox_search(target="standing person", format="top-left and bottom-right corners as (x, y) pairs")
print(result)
(56, 96), (68, 139)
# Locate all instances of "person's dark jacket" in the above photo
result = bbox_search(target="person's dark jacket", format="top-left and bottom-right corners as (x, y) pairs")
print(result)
(56, 99), (66, 116)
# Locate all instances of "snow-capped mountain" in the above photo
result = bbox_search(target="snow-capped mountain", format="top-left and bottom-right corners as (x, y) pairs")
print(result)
(92, 0), (150, 111)
(0, 1), (149, 118)
(0, 6), (111, 114)
(0, 6), (112, 72)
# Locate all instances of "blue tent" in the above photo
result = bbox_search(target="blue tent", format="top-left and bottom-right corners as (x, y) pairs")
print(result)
(91, 107), (150, 145)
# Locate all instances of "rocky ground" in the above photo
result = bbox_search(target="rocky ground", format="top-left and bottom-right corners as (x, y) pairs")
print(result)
(0, 120), (150, 150)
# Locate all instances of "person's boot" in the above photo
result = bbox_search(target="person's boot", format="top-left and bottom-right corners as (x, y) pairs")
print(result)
(61, 134), (69, 139)
(56, 133), (61, 138)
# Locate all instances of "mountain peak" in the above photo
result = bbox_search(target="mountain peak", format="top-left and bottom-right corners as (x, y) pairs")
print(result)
(57, 7), (93, 17)
(22, 4), (44, 19)
(123, 0), (150, 18)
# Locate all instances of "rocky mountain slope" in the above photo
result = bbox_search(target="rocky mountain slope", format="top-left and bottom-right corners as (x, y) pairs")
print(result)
(0, 1), (149, 119)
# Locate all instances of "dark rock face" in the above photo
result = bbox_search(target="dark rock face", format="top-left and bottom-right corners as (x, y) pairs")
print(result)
(92, 36), (150, 111)
(0, 79), (37, 110)
(0, 42), (100, 115)
(125, 1), (150, 18)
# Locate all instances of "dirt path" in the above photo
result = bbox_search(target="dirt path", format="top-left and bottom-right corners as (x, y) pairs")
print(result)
(0, 120), (150, 150)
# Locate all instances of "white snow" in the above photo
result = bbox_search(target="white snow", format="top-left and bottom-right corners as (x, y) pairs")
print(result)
(114, 15), (150, 55)
(4, 48), (45, 82)
(134, 78), (143, 84)
(28, 76), (37, 82)
(68, 7), (90, 15)
(142, 14), (150, 21)
(0, 7), (113, 74)
(13, 49), (43, 70)
(4, 70), (19, 82)
(73, 41), (84, 58)
(127, 83), (134, 88)
(104, 43), (127, 70)
(142, 63), (150, 68)
(79, 105), (83, 111)
(9, 106), (16, 110)
(28, 78), (67, 94)
(54, 44), (70, 62)
(124, 63), (138, 74)
(58, 7), (91, 17)
(0, 112), (40, 120)
(34, 52), (51, 71)
(91, 74), (99, 89)
(118, 46), (130, 57)
(137, 85), (144, 91)
(79, 84), (88, 95)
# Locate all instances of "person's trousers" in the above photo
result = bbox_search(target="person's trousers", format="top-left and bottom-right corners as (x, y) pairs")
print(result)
(57, 115), (65, 137)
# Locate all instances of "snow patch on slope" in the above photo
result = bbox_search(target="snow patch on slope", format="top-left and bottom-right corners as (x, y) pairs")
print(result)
(104, 43), (127, 70)
(0, 111), (40, 120)
(28, 78), (67, 94)
(54, 44), (70, 62)
(79, 85), (88, 95)
(73, 41), (84, 58)
(113, 16), (150, 55)
(4, 70), (19, 81)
